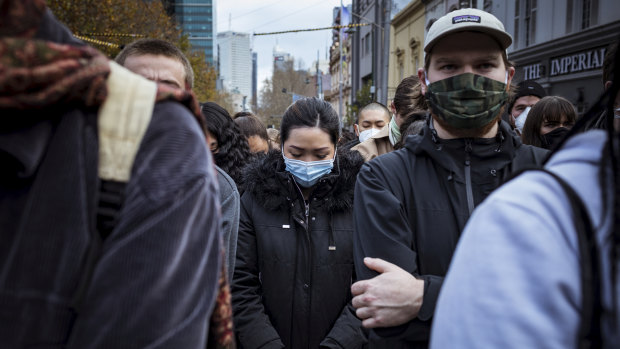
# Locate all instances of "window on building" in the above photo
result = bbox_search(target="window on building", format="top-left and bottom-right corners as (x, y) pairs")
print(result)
(566, 0), (599, 33)
(361, 37), (365, 57)
(582, 0), (593, 29)
(484, 0), (493, 12)
(525, 0), (536, 46)
(458, 0), (477, 8)
(514, 0), (520, 49)
(426, 19), (436, 33)
(364, 33), (371, 56)
(514, 0), (536, 48)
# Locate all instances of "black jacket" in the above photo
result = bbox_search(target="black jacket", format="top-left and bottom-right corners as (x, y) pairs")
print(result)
(353, 120), (548, 348)
(232, 149), (367, 349)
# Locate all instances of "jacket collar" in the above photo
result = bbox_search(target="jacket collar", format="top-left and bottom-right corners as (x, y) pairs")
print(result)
(370, 125), (389, 140)
(405, 118), (523, 173)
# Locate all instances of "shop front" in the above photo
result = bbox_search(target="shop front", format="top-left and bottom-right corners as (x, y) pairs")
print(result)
(509, 19), (620, 116)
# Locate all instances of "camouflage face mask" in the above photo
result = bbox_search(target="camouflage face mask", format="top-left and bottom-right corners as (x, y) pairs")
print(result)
(425, 72), (508, 129)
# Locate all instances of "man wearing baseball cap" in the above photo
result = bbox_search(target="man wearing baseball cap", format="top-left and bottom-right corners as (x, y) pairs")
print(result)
(351, 8), (548, 348)
(508, 80), (547, 134)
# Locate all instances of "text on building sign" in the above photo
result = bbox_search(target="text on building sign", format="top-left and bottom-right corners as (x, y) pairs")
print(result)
(550, 47), (606, 76)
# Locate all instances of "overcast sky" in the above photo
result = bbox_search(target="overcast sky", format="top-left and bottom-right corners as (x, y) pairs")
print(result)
(216, 0), (352, 95)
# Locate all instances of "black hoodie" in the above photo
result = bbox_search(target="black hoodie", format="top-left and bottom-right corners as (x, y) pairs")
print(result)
(232, 149), (367, 349)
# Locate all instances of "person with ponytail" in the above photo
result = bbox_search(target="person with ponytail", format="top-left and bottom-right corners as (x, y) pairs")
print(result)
(352, 75), (428, 162)
(431, 38), (620, 349)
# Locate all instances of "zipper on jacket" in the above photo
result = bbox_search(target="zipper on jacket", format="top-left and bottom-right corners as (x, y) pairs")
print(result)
(464, 139), (475, 216)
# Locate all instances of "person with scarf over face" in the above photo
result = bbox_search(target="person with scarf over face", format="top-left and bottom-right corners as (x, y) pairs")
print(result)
(0, 1), (234, 348)
(350, 8), (548, 349)
(232, 97), (367, 349)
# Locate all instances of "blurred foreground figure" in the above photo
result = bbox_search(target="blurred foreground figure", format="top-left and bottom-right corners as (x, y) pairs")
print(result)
(0, 1), (227, 348)
(432, 40), (620, 349)
(116, 38), (240, 283)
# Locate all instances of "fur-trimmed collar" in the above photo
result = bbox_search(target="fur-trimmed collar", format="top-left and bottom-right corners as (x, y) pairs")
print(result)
(242, 148), (364, 213)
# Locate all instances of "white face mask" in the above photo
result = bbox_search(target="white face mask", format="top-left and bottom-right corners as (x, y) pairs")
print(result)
(514, 106), (531, 133)
(359, 128), (380, 142)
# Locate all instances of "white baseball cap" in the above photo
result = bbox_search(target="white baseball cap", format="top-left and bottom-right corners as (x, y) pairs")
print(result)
(424, 8), (512, 53)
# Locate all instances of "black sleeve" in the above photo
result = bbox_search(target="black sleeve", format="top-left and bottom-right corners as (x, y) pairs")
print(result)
(67, 102), (222, 348)
(321, 302), (367, 348)
(353, 161), (440, 342)
(232, 193), (285, 349)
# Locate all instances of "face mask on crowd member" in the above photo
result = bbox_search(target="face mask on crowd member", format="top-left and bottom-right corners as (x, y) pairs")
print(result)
(354, 104), (391, 142)
(520, 95), (577, 150)
(358, 128), (380, 143)
(283, 148), (336, 188)
(514, 106), (531, 133)
(388, 115), (402, 145)
(424, 71), (509, 130)
(509, 80), (547, 131)
(418, 10), (515, 139)
(280, 104), (339, 189)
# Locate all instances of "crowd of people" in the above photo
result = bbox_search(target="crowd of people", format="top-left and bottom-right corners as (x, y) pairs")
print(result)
(2, 1), (620, 348)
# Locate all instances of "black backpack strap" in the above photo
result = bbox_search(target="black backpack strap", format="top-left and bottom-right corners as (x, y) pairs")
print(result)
(535, 169), (602, 349)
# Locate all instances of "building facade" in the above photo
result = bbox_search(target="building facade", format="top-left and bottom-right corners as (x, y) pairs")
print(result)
(252, 52), (258, 111)
(388, 0), (426, 101)
(327, 5), (354, 122)
(351, 0), (392, 107)
(492, 0), (620, 115)
(172, 0), (216, 65)
(273, 46), (293, 71)
(217, 31), (252, 113)
(217, 31), (252, 99)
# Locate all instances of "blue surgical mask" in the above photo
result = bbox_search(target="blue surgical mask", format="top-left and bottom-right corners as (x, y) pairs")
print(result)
(283, 151), (336, 188)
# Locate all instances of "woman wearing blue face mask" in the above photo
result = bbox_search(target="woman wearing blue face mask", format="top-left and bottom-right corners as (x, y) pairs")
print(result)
(232, 97), (367, 349)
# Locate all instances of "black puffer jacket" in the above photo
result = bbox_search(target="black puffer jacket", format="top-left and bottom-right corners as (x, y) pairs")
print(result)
(353, 120), (549, 348)
(232, 149), (367, 349)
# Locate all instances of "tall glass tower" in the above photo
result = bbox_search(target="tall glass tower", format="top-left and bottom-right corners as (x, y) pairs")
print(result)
(172, 0), (216, 65)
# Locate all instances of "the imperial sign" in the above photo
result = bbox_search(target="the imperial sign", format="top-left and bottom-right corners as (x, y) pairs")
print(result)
(549, 47), (607, 77)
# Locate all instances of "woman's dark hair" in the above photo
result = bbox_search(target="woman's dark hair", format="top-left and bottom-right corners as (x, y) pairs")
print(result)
(201, 102), (252, 186)
(394, 111), (429, 149)
(542, 37), (620, 334)
(337, 128), (357, 147)
(280, 97), (340, 146)
(393, 75), (428, 119)
(233, 111), (254, 119)
(233, 114), (269, 142)
(521, 96), (577, 148)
